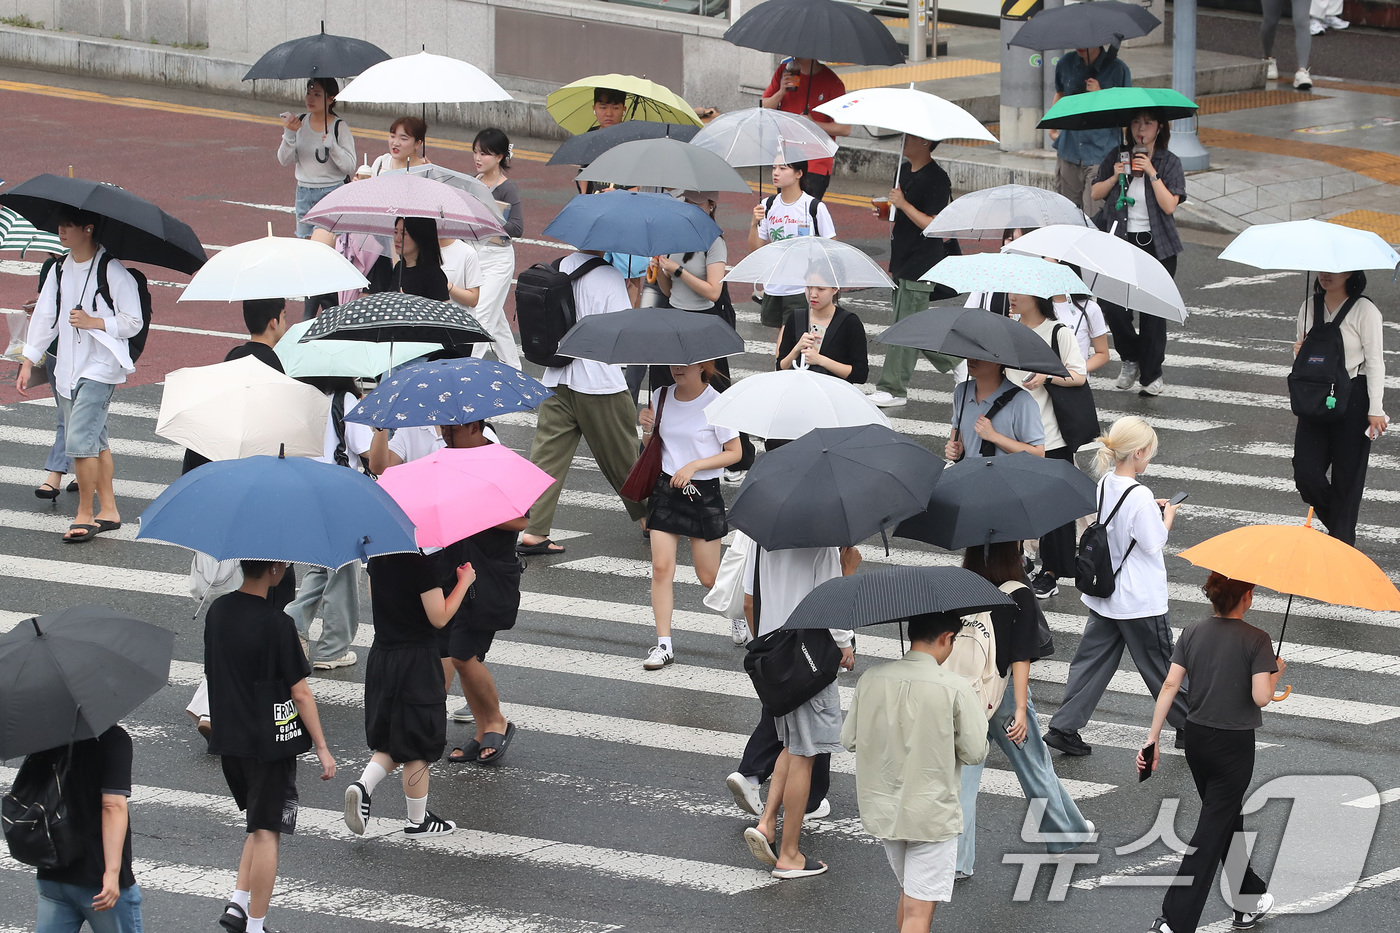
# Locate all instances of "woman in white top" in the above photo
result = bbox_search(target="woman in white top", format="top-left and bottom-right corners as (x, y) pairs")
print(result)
(368, 115), (429, 177)
(1044, 416), (1190, 758)
(469, 128), (524, 371)
(1292, 270), (1387, 545)
(277, 78), (356, 238)
(638, 361), (742, 670)
(1052, 292), (1111, 373)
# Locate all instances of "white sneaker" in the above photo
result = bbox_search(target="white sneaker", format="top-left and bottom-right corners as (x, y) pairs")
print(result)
(643, 644), (675, 670)
(731, 617), (752, 646)
(807, 797), (831, 819)
(313, 650), (357, 670)
(1309, 17), (1327, 34)
(1139, 377), (1165, 397)
(1265, 57), (1278, 80)
(450, 703), (475, 724)
(344, 781), (371, 835)
(1232, 891), (1274, 930)
(1324, 14), (1349, 28)
(722, 468), (745, 486)
(726, 771), (762, 815)
(1295, 67), (1313, 90)
(867, 390), (907, 409)
(1115, 361), (1139, 390)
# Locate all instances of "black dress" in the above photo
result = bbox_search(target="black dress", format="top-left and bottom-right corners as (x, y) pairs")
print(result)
(364, 552), (448, 763)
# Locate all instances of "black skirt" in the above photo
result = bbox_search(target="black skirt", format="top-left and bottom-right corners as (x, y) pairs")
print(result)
(646, 473), (728, 541)
(364, 643), (447, 764)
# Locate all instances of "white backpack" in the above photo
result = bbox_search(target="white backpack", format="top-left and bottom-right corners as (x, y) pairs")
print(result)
(944, 581), (1022, 719)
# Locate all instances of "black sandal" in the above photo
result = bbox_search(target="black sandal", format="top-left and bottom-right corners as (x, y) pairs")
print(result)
(476, 723), (516, 765)
(516, 538), (565, 556)
(34, 482), (61, 500)
(447, 740), (481, 764)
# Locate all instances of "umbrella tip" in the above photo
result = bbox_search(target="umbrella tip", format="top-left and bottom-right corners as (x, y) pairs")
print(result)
(29, 617), (41, 636)
(1305, 506), (1315, 529)
(278, 443), (286, 459)
(267, 221), (274, 238)
(320, 19), (325, 33)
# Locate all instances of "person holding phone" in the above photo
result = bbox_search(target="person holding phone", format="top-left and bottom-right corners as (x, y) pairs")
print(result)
(776, 284), (868, 384)
(276, 78), (355, 239)
(1139, 573), (1285, 933)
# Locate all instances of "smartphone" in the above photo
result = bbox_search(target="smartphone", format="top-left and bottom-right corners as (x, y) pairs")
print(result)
(1005, 720), (1025, 749)
(1167, 491), (1189, 507)
(1138, 743), (1156, 782)
(279, 111), (294, 122)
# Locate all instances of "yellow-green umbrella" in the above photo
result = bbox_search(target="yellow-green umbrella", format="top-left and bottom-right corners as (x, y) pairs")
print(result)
(546, 74), (703, 135)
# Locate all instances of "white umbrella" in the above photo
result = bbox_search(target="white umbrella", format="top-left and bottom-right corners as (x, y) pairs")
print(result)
(405, 164), (506, 224)
(814, 86), (998, 144)
(1219, 219), (1400, 273)
(705, 369), (889, 440)
(1003, 225), (1188, 323)
(924, 184), (1092, 239)
(156, 355), (331, 461)
(334, 50), (511, 105)
(179, 225), (368, 302)
(275, 319), (439, 379)
(724, 237), (894, 290)
(690, 108), (838, 167)
(924, 253), (1090, 298)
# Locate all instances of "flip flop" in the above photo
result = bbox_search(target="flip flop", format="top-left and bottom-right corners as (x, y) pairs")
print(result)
(447, 740), (481, 764)
(95, 519), (122, 532)
(516, 538), (565, 556)
(771, 855), (828, 879)
(34, 482), (61, 500)
(62, 523), (102, 543)
(743, 826), (778, 867)
(475, 723), (516, 765)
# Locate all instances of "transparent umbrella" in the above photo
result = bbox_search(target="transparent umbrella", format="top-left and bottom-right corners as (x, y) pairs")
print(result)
(724, 237), (894, 291)
(924, 184), (1092, 240)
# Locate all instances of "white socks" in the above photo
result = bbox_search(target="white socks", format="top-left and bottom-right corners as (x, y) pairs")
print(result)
(247, 917), (265, 933)
(360, 761), (388, 796)
(658, 636), (673, 652)
(230, 890), (251, 911)
(406, 794), (428, 825)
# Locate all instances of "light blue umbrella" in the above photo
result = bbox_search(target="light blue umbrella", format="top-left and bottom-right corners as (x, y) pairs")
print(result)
(346, 358), (553, 428)
(921, 252), (1091, 299)
(275, 318), (438, 379)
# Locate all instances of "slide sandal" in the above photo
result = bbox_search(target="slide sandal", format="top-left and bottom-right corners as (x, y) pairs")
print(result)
(743, 827), (778, 867)
(772, 855), (828, 879)
(447, 740), (481, 764)
(62, 523), (102, 543)
(516, 539), (565, 556)
(476, 723), (516, 765)
(96, 519), (122, 532)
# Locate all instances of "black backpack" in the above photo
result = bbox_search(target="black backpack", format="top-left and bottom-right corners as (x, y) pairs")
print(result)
(742, 549), (842, 717)
(53, 252), (155, 362)
(1075, 483), (1144, 598)
(2, 747), (82, 869)
(762, 194), (822, 233)
(515, 256), (609, 367)
(1289, 292), (1359, 423)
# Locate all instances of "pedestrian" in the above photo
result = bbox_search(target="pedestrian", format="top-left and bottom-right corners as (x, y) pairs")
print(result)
(748, 160), (836, 328)
(840, 612), (988, 931)
(776, 284), (869, 385)
(868, 135), (960, 410)
(760, 57), (850, 201)
(276, 78), (355, 239)
(1053, 287), (1112, 374)
(23, 253), (71, 502)
(964, 228), (1031, 319)
(640, 361), (742, 670)
(368, 115), (430, 176)
(1045, 415), (1190, 756)
(1261, 0), (1314, 88)
(1140, 573), (1285, 933)
(470, 128), (525, 370)
(578, 88), (629, 194)
(206, 559), (335, 933)
(1006, 293), (1089, 599)
(22, 725), (143, 933)
(439, 230), (483, 316)
(343, 551), (476, 838)
(368, 217), (450, 300)
(1291, 270), (1387, 545)
(943, 359), (1045, 463)
(1048, 46), (1132, 216)
(740, 546), (858, 879)
(517, 250), (650, 556)
(1309, 0), (1349, 34)
(1090, 110), (1185, 397)
(14, 208), (141, 543)
(953, 541), (1092, 880)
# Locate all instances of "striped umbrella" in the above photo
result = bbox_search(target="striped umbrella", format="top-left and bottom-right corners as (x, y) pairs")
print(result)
(780, 566), (1015, 631)
(0, 206), (66, 257)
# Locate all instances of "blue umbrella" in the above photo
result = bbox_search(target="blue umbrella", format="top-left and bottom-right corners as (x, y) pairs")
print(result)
(345, 358), (554, 428)
(543, 190), (722, 255)
(137, 453), (417, 569)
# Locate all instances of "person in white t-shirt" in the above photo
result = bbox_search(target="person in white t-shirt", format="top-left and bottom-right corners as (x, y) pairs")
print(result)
(1052, 293), (1111, 373)
(637, 362), (741, 670)
(1045, 416), (1190, 757)
(748, 160), (836, 328)
(439, 238), (482, 311)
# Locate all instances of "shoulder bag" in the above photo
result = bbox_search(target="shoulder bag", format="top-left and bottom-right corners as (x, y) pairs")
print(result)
(742, 549), (842, 716)
(620, 386), (669, 502)
(1045, 323), (1101, 452)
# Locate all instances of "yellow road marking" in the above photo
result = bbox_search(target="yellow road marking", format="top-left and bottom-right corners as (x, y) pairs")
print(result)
(1199, 127), (1400, 186)
(1327, 210), (1400, 243)
(837, 59), (1000, 91)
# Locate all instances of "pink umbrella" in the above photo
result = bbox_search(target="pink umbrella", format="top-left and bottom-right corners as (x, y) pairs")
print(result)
(377, 444), (555, 549)
(302, 174), (507, 241)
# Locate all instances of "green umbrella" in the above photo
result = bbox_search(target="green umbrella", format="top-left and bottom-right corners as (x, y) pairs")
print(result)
(1037, 86), (1197, 131)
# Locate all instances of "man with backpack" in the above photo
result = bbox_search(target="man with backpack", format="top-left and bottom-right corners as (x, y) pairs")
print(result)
(748, 160), (836, 328)
(15, 208), (145, 543)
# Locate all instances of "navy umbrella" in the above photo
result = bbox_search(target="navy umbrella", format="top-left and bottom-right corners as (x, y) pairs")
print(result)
(724, 0), (904, 66)
(556, 308), (745, 366)
(780, 567), (1016, 631)
(300, 292), (489, 349)
(243, 22), (391, 80)
(1009, 2), (1160, 52)
(543, 190), (722, 256)
(729, 424), (943, 550)
(548, 122), (701, 167)
(346, 357), (553, 428)
(877, 306), (1070, 377)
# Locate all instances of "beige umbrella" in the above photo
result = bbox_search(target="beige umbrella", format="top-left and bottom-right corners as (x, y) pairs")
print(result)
(156, 355), (330, 461)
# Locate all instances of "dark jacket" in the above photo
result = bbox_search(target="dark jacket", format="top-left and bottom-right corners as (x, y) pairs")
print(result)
(1093, 147), (1187, 260)
(777, 304), (870, 385)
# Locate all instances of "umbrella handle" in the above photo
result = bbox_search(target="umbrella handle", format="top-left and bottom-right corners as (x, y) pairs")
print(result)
(1272, 685), (1292, 702)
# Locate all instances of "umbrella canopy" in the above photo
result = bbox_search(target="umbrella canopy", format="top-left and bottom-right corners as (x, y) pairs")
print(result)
(547, 74), (703, 135)
(724, 0), (904, 66)
(814, 87), (997, 143)
(0, 174), (206, 274)
(555, 308), (745, 366)
(548, 122), (701, 167)
(729, 424), (943, 550)
(179, 228), (367, 302)
(877, 307), (1072, 376)
(0, 607), (174, 759)
(724, 236), (895, 290)
(924, 184), (1091, 240)
(405, 164), (506, 223)
(1219, 219), (1400, 273)
(300, 292), (489, 349)
(704, 369), (889, 440)
(780, 567), (1016, 631)
(1039, 86), (1197, 131)
(301, 173), (507, 240)
(543, 190), (722, 255)
(334, 50), (512, 104)
(346, 357), (553, 427)
(378, 445), (556, 549)
(690, 108), (838, 167)
(276, 318), (439, 379)
(924, 252), (1091, 299)
(574, 139), (751, 193)
(155, 355), (331, 461)
(0, 205), (66, 257)
(138, 453), (418, 569)
(1009, 1), (1161, 51)
(895, 452), (1098, 550)
(242, 23), (390, 80)
(1004, 225), (1188, 323)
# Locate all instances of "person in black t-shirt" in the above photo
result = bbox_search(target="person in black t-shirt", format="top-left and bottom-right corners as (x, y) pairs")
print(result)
(367, 217), (449, 300)
(205, 560), (335, 933)
(26, 725), (141, 932)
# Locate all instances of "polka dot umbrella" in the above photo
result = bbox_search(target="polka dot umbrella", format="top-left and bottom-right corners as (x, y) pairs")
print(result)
(299, 292), (489, 350)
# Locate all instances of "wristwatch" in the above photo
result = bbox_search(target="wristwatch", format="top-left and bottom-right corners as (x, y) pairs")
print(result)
(1148, 173), (1160, 182)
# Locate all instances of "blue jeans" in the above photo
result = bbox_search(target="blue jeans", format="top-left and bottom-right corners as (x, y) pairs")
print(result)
(956, 683), (1090, 875)
(55, 378), (115, 459)
(46, 363), (72, 474)
(36, 879), (143, 933)
(294, 182), (343, 238)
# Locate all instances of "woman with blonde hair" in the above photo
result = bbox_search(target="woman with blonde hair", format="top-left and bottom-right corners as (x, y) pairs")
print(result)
(1043, 416), (1190, 757)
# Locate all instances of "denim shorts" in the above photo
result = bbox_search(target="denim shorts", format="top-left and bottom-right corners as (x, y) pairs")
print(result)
(294, 182), (343, 238)
(56, 378), (115, 458)
(37, 878), (143, 933)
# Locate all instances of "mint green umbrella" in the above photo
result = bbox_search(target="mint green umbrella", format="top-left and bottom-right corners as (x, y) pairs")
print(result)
(1038, 86), (1197, 131)
(275, 319), (439, 379)
(921, 253), (1090, 299)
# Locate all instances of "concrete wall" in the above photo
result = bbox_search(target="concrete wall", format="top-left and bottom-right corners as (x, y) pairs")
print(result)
(0, 0), (206, 45)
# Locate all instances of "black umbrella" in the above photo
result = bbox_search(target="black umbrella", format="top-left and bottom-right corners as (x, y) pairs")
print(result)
(780, 567), (1016, 631)
(730, 424), (943, 550)
(556, 308), (745, 365)
(895, 452), (1098, 550)
(724, 0), (904, 66)
(876, 307), (1070, 377)
(0, 606), (174, 759)
(243, 21), (391, 80)
(299, 293), (489, 349)
(1008, 1), (1160, 51)
(0, 175), (206, 274)
(548, 122), (701, 167)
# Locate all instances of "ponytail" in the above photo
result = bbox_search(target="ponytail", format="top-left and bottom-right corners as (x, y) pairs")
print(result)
(1094, 415), (1158, 477)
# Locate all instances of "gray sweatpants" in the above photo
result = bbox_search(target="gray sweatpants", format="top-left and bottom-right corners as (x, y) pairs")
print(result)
(1261, 0), (1312, 69)
(1049, 608), (1189, 734)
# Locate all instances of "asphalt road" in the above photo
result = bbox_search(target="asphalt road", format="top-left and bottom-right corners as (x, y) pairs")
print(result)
(1179, 8), (1400, 84)
(2, 69), (1400, 933)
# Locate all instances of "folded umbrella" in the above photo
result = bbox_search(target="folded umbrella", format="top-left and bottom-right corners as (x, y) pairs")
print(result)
(1219, 219), (1400, 273)
(334, 50), (512, 105)
(725, 237), (894, 290)
(548, 122), (701, 167)
(1004, 225), (1188, 323)
(547, 74), (703, 135)
(877, 306), (1071, 377)
(179, 225), (368, 302)
(242, 22), (390, 80)
(0, 205), (66, 257)
(690, 108), (838, 168)
(275, 318), (439, 379)
(300, 292), (489, 349)
(574, 139), (752, 194)
(1038, 86), (1197, 132)
(922, 252), (1090, 299)
(923, 184), (1091, 240)
(556, 308), (745, 366)
(301, 173), (507, 240)
(1009, 1), (1161, 51)
(0, 606), (174, 759)
(543, 190), (722, 256)
(724, 0), (903, 66)
(780, 567), (1015, 632)
(405, 164), (506, 224)
(346, 357), (553, 428)
(704, 369), (889, 440)
(814, 87), (997, 143)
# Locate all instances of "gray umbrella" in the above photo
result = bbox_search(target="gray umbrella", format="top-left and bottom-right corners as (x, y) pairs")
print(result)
(555, 308), (745, 366)
(574, 139), (752, 194)
(922, 184), (1092, 240)
(780, 567), (1016, 631)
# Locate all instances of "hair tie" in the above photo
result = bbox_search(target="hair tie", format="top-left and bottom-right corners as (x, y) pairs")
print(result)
(507, 143), (514, 157)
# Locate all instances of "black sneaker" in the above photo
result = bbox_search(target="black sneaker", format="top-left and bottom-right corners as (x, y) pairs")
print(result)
(1233, 892), (1274, 929)
(404, 810), (456, 837)
(1149, 919), (1175, 933)
(1044, 727), (1092, 756)
(1022, 553), (1037, 579)
(1030, 569), (1059, 600)
(344, 781), (371, 835)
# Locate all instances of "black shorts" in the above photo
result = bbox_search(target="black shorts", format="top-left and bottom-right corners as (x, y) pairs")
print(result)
(450, 625), (496, 663)
(646, 473), (728, 541)
(365, 645), (447, 764)
(436, 617), (454, 659)
(221, 755), (298, 835)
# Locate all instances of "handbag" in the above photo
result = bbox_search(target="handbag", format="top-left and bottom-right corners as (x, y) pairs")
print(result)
(459, 539), (523, 633)
(620, 386), (669, 502)
(253, 627), (313, 761)
(742, 550), (842, 716)
(703, 530), (752, 621)
(1045, 324), (1101, 452)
